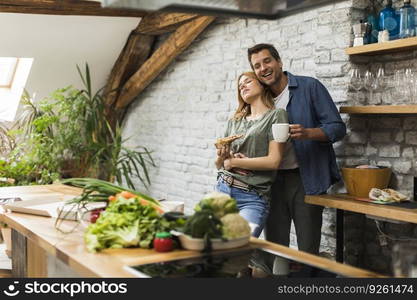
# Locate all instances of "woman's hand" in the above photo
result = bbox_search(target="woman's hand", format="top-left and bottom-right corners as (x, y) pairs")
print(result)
(216, 144), (231, 160)
(233, 152), (247, 159)
(215, 145), (232, 169)
(225, 142), (284, 171)
(223, 158), (233, 170)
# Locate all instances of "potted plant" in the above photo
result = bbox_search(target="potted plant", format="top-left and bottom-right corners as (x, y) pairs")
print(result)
(2, 64), (154, 189)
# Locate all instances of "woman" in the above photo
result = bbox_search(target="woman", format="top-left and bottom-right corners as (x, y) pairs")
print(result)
(215, 71), (287, 237)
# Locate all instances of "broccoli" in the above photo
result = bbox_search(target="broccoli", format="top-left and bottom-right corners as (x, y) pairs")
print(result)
(183, 210), (222, 239)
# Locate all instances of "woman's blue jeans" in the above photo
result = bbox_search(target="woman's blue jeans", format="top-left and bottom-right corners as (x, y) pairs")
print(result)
(215, 179), (269, 237)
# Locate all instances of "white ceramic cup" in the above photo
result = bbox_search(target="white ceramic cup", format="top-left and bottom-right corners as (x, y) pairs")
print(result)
(272, 123), (290, 142)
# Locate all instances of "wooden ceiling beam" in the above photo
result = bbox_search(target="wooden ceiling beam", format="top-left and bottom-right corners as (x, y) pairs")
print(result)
(115, 15), (215, 109)
(136, 12), (198, 35)
(0, 0), (148, 17)
(104, 31), (155, 108)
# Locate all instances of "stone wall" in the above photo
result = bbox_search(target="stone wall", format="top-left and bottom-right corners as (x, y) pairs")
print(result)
(123, 0), (417, 275)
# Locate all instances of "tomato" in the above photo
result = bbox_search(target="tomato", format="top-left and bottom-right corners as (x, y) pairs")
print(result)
(89, 208), (104, 223)
(153, 232), (174, 252)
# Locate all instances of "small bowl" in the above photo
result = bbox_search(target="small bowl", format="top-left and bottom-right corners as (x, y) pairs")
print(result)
(173, 232), (250, 251)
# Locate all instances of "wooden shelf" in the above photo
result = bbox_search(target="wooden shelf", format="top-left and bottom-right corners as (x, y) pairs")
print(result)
(345, 36), (417, 56)
(305, 194), (417, 224)
(340, 105), (417, 114)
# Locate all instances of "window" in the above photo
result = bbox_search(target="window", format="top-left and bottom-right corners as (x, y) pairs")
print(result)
(0, 57), (33, 122)
(0, 57), (18, 88)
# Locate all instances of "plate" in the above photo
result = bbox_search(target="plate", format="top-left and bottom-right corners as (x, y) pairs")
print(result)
(176, 233), (250, 251)
(353, 197), (410, 205)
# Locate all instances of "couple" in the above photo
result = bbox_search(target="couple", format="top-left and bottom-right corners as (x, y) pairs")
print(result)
(215, 44), (346, 274)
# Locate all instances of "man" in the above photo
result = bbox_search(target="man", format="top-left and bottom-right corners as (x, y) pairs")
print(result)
(247, 43), (346, 274)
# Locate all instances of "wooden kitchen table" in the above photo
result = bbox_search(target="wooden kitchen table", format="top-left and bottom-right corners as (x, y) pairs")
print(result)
(0, 185), (383, 278)
(305, 194), (417, 262)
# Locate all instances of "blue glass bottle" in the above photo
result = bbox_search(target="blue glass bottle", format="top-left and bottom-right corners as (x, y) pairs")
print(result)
(379, 0), (399, 40)
(399, 0), (416, 39)
(367, 13), (379, 43)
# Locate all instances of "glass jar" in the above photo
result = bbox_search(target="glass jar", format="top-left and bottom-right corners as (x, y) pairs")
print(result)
(153, 232), (174, 252)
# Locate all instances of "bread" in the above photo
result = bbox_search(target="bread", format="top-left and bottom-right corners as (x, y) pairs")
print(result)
(214, 134), (244, 149)
(369, 188), (408, 202)
(382, 188), (408, 202)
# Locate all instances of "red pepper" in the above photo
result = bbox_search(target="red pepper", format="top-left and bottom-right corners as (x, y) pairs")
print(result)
(153, 232), (173, 252)
(89, 208), (104, 224)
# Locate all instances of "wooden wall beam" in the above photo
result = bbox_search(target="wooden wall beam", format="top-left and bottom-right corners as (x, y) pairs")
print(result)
(115, 15), (215, 109)
(0, 0), (148, 17)
(104, 12), (199, 109)
(137, 12), (198, 35)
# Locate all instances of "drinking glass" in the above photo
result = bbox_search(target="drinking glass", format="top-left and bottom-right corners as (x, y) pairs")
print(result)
(364, 70), (377, 104)
(376, 66), (387, 92)
(349, 68), (363, 103)
(404, 68), (414, 102)
(392, 241), (417, 277)
(375, 66), (388, 103)
(394, 69), (407, 100)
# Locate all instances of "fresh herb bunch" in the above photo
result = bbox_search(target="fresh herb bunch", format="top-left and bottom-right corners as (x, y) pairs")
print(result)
(61, 177), (158, 205)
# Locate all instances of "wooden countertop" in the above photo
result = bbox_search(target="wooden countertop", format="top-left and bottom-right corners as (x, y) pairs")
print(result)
(0, 185), (384, 278)
(306, 194), (417, 224)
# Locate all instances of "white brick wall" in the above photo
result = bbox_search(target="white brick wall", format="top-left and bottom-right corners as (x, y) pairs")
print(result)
(122, 1), (417, 269)
(123, 1), (354, 254)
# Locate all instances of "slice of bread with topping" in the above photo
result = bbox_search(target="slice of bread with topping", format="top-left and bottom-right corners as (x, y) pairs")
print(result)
(214, 134), (244, 149)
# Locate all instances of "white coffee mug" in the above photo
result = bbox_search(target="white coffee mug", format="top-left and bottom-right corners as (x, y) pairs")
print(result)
(272, 123), (290, 142)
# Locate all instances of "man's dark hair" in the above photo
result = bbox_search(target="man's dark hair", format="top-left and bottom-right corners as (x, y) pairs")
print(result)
(247, 43), (280, 68)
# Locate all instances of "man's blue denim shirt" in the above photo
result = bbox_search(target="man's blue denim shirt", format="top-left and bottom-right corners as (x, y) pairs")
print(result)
(285, 72), (346, 195)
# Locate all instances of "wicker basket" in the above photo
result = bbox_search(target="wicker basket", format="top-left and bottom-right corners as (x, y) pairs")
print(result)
(341, 167), (392, 198)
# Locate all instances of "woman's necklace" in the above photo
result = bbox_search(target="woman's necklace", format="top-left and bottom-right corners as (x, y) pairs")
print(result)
(247, 110), (268, 121)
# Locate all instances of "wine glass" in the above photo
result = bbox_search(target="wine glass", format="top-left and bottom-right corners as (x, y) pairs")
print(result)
(375, 66), (387, 103)
(376, 66), (387, 90)
(404, 68), (414, 102)
(349, 68), (363, 103)
(394, 69), (407, 101)
(364, 70), (377, 104)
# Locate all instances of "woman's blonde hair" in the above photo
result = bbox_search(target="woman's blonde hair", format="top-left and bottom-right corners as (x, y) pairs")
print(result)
(233, 71), (275, 120)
